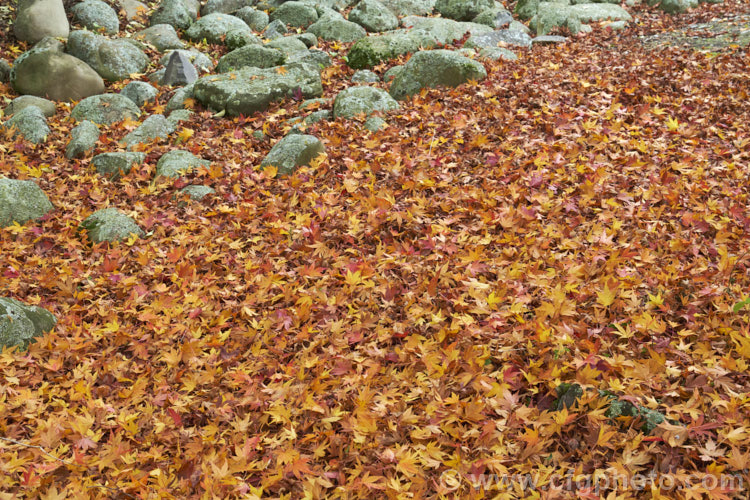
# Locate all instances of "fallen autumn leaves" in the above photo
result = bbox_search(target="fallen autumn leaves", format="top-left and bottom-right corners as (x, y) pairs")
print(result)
(2, 3), (750, 499)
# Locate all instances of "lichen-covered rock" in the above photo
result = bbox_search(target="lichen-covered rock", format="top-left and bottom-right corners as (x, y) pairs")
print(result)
(0, 178), (54, 227)
(0, 59), (10, 83)
(379, 0), (436, 16)
(351, 69), (379, 83)
(333, 86), (399, 119)
(270, 1), (319, 28)
(79, 208), (144, 243)
(286, 49), (332, 68)
(531, 3), (581, 36)
(185, 13), (257, 45)
(0, 297), (56, 350)
(156, 150), (210, 178)
(389, 49), (487, 101)
(477, 47), (518, 61)
(294, 33), (318, 48)
(167, 109), (193, 128)
(514, 0), (539, 20)
(4, 96), (56, 117)
(71, 94), (141, 125)
(347, 17), (491, 68)
(266, 36), (309, 57)
(119, 0), (149, 21)
(569, 3), (632, 22)
(14, 0), (69, 44)
(235, 6), (270, 31)
(383, 65), (404, 83)
(66, 120), (100, 159)
(121, 115), (176, 149)
(10, 38), (105, 101)
(464, 29), (533, 49)
(364, 116), (386, 132)
(307, 15), (367, 42)
(150, 0), (198, 30)
(166, 83), (196, 113)
(135, 24), (185, 51)
(472, 6), (513, 28)
(217, 45), (286, 72)
(260, 134), (325, 176)
(652, 0), (695, 14)
(192, 62), (323, 117)
(435, 0), (494, 21)
(66, 30), (150, 81)
(201, 0), (253, 15)
(71, 0), (120, 34)
(3, 106), (50, 144)
(92, 152), (146, 179)
(226, 29), (262, 50)
(120, 81), (158, 108)
(181, 185), (215, 200)
(263, 19), (288, 40)
(348, 0), (399, 32)
(304, 109), (331, 125)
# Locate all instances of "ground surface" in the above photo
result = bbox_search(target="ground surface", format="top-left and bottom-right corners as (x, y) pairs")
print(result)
(1, 1), (750, 498)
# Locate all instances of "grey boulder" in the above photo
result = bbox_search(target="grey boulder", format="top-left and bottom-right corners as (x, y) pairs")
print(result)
(66, 120), (100, 159)
(4, 96), (56, 117)
(120, 81), (158, 108)
(465, 29), (533, 49)
(378, 0), (436, 16)
(307, 16), (367, 42)
(346, 17), (491, 68)
(472, 6), (514, 29)
(71, 94), (141, 125)
(150, 0), (199, 30)
(235, 7), (270, 31)
(192, 62), (323, 117)
(181, 185), (215, 200)
(121, 115), (176, 150)
(156, 150), (211, 178)
(389, 49), (487, 101)
(0, 297), (56, 350)
(260, 134), (325, 176)
(348, 0), (399, 32)
(569, 3), (632, 22)
(66, 30), (150, 81)
(531, 3), (581, 36)
(333, 86), (399, 119)
(14, 0), (69, 44)
(185, 13), (257, 45)
(351, 69), (379, 83)
(10, 38), (105, 101)
(79, 208), (144, 243)
(269, 1), (319, 28)
(135, 24), (185, 51)
(3, 107), (50, 144)
(435, 0), (495, 21)
(0, 178), (54, 226)
(92, 152), (146, 179)
(217, 45), (286, 72)
(201, 0), (253, 15)
(71, 0), (120, 34)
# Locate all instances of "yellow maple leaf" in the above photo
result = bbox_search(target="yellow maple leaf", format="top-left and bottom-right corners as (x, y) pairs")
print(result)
(596, 281), (618, 307)
(176, 128), (194, 144)
(276, 66), (288, 75)
(666, 116), (680, 132)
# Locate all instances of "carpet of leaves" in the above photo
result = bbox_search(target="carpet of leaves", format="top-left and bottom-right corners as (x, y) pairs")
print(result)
(1, 2), (750, 499)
